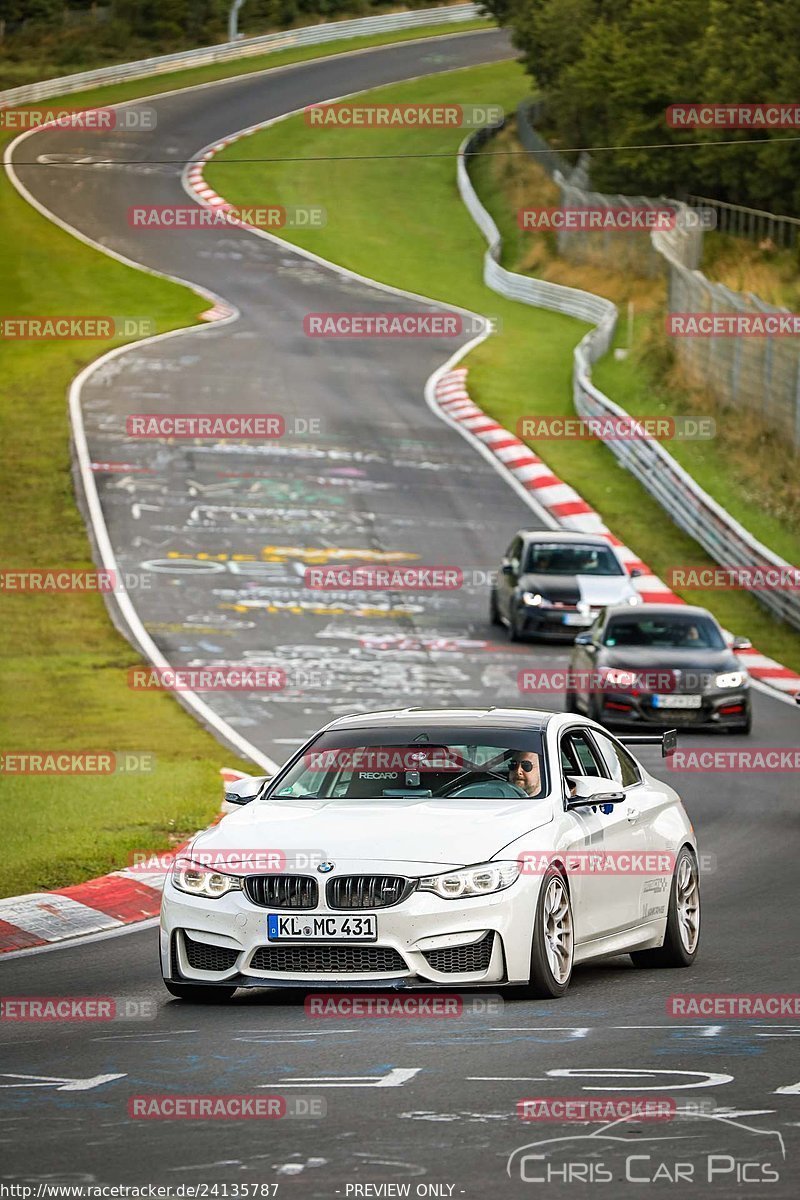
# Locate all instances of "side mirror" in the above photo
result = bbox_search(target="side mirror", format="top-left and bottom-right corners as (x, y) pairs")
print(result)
(501, 561), (515, 576)
(573, 631), (594, 646)
(223, 774), (271, 809)
(565, 775), (625, 809)
(731, 635), (752, 651)
(629, 567), (644, 578)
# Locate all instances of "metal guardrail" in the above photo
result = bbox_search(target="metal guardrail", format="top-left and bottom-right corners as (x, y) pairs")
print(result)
(459, 126), (800, 632)
(460, 125), (614, 326)
(0, 4), (484, 107)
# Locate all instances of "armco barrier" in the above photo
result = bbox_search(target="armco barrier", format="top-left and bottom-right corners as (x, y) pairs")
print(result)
(0, 4), (484, 108)
(459, 126), (800, 633)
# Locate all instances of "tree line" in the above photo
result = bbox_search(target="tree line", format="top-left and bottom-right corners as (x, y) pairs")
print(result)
(0, 1), (439, 79)
(482, 0), (800, 217)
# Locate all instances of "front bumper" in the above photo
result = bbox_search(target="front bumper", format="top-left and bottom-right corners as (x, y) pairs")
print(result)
(593, 687), (751, 728)
(516, 605), (599, 638)
(160, 873), (539, 989)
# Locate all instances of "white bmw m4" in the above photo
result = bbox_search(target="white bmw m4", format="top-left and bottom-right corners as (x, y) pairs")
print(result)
(160, 707), (700, 1001)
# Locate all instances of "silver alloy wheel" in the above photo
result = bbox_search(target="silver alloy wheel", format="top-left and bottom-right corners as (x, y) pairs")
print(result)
(676, 855), (700, 953)
(543, 875), (573, 983)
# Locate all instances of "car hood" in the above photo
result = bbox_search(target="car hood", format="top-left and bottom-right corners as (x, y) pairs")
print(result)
(189, 797), (553, 870)
(519, 572), (635, 605)
(597, 645), (742, 675)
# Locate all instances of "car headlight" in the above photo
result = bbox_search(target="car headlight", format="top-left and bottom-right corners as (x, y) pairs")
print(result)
(521, 591), (544, 606)
(172, 862), (242, 899)
(715, 671), (747, 689)
(603, 667), (638, 688)
(417, 861), (521, 899)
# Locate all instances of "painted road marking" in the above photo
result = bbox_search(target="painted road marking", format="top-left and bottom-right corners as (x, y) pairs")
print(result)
(0, 1072), (126, 1091)
(268, 1067), (421, 1088)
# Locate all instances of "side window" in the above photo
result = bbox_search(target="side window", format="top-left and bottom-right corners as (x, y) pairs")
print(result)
(560, 730), (606, 779)
(505, 535), (523, 566)
(590, 731), (641, 787)
(590, 611), (606, 642)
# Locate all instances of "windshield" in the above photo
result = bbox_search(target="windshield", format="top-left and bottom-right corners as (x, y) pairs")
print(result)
(265, 727), (549, 801)
(523, 542), (623, 576)
(603, 613), (726, 649)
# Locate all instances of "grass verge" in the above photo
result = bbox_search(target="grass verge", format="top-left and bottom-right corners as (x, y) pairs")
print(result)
(0, 18), (491, 898)
(206, 61), (800, 672)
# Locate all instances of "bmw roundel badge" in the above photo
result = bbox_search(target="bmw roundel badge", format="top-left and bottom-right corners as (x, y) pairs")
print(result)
(317, 861), (335, 873)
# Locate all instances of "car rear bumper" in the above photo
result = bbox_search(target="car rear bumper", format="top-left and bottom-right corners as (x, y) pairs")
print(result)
(592, 689), (751, 728)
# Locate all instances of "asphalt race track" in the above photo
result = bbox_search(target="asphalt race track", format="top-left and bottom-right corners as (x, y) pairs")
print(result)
(2, 28), (799, 1198)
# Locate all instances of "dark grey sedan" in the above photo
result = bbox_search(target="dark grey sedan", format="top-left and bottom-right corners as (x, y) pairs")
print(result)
(567, 604), (752, 733)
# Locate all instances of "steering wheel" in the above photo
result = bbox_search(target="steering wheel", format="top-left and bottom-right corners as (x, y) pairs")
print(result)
(434, 772), (529, 799)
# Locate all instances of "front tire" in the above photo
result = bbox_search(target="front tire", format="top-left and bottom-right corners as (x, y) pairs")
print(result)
(164, 980), (237, 1002)
(489, 588), (502, 626)
(630, 846), (700, 968)
(508, 607), (523, 643)
(521, 867), (574, 998)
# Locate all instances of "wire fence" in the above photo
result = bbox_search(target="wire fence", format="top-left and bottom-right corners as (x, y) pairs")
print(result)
(687, 194), (800, 249)
(516, 102), (800, 449)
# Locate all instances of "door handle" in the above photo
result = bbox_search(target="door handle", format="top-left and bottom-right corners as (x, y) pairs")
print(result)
(627, 806), (640, 823)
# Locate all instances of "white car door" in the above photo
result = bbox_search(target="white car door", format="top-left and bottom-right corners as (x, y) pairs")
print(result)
(589, 729), (675, 926)
(560, 727), (646, 938)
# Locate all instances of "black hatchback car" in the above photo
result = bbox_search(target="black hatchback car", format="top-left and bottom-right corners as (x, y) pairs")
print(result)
(567, 603), (752, 733)
(490, 531), (642, 641)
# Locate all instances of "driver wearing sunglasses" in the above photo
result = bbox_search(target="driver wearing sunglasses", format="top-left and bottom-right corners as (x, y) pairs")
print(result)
(507, 752), (543, 798)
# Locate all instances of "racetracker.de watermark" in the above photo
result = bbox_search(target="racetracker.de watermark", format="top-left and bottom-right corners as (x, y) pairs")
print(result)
(0, 751), (155, 775)
(518, 851), (677, 875)
(666, 103), (800, 129)
(1, 317), (154, 339)
(126, 414), (285, 438)
(0, 105), (156, 130)
(518, 669), (686, 695)
(667, 748), (800, 772)
(304, 566), (462, 590)
(667, 312), (800, 337)
(128, 1095), (325, 1119)
(128, 204), (325, 230)
(131, 849), (326, 874)
(305, 993), (503, 1017)
(303, 312), (498, 338)
(518, 1097), (677, 1122)
(304, 102), (503, 128)
(127, 667), (285, 691)
(301, 748), (467, 772)
(667, 565), (799, 591)
(0, 996), (156, 1021)
(668, 994), (800, 1017)
(0, 569), (151, 592)
(517, 206), (715, 231)
(517, 415), (715, 441)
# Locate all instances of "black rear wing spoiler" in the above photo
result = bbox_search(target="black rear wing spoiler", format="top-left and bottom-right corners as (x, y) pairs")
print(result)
(618, 729), (677, 757)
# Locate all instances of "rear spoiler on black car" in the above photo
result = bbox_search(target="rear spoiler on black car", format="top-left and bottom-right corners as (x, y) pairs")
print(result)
(618, 729), (677, 757)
